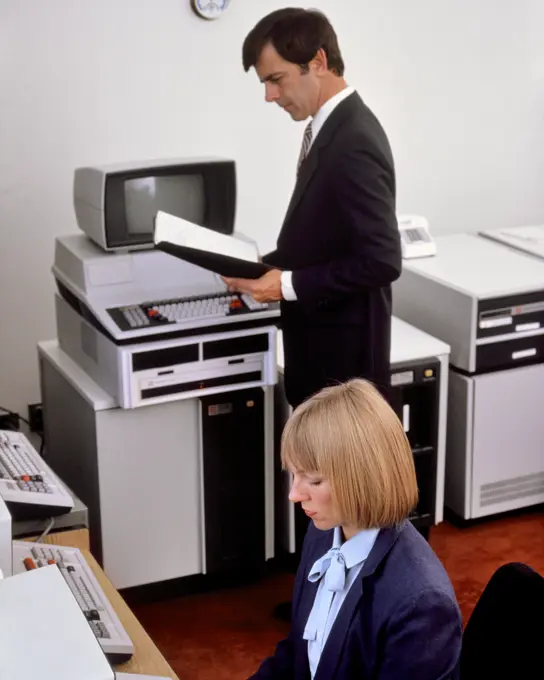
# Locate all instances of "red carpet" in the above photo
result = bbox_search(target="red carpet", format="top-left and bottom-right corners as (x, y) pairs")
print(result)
(430, 511), (544, 625)
(131, 511), (544, 680)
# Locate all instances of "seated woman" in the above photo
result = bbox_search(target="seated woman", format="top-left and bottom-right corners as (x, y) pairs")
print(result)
(250, 379), (462, 680)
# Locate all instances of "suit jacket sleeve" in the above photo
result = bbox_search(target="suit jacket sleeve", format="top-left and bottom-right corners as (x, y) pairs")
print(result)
(376, 587), (462, 679)
(261, 249), (280, 267)
(291, 147), (401, 304)
(247, 528), (315, 680)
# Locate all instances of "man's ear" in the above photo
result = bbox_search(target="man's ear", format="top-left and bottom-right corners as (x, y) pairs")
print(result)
(311, 48), (329, 75)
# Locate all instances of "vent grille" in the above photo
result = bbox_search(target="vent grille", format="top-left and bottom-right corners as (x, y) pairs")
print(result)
(480, 472), (544, 507)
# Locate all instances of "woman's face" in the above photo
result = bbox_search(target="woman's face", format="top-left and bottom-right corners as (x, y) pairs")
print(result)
(287, 466), (342, 531)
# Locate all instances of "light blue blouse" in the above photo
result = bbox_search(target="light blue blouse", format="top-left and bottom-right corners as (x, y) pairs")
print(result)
(303, 525), (379, 678)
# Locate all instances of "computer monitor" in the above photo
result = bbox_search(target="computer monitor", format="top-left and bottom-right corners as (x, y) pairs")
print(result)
(73, 157), (236, 252)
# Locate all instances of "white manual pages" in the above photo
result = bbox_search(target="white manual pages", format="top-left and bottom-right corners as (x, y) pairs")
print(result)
(154, 211), (258, 262)
(153, 210), (269, 278)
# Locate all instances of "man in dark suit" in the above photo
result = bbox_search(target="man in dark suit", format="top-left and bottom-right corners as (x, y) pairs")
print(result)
(225, 8), (401, 410)
(223, 8), (401, 616)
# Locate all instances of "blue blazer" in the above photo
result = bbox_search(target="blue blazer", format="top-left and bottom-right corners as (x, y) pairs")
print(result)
(250, 521), (462, 680)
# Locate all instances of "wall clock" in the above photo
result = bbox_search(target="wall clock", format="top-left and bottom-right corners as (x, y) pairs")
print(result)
(191, 0), (230, 20)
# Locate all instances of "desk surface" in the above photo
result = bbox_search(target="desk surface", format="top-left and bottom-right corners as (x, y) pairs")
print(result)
(36, 529), (178, 679)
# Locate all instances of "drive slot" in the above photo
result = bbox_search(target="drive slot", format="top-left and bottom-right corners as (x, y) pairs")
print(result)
(141, 372), (262, 399)
(132, 344), (199, 371)
(203, 334), (269, 360)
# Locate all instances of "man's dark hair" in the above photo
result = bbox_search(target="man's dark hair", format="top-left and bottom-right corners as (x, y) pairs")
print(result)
(242, 8), (345, 76)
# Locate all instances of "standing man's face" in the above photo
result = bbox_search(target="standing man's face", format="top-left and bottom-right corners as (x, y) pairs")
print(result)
(255, 43), (321, 121)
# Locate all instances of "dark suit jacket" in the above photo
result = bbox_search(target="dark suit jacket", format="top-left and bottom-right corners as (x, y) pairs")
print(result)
(249, 521), (462, 680)
(263, 92), (401, 407)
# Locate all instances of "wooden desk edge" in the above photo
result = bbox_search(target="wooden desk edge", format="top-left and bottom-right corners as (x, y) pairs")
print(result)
(27, 529), (179, 679)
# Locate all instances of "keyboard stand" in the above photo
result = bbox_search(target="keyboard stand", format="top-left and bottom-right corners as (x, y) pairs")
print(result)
(12, 485), (88, 539)
(21, 528), (178, 679)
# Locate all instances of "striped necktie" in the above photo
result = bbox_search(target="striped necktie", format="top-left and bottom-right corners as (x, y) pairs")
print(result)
(297, 121), (313, 173)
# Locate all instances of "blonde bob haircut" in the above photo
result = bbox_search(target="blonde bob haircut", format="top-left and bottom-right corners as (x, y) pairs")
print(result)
(281, 378), (418, 529)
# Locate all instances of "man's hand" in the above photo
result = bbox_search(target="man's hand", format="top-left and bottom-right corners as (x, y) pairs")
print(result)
(222, 269), (283, 303)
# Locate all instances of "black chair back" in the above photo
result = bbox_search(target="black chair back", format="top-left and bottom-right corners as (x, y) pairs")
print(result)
(461, 562), (544, 679)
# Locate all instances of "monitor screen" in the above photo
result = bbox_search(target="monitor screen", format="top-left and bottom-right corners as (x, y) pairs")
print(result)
(124, 174), (205, 234)
(74, 158), (236, 252)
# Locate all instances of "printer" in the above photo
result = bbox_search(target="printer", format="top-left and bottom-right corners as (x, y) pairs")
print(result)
(393, 233), (544, 520)
(41, 158), (280, 588)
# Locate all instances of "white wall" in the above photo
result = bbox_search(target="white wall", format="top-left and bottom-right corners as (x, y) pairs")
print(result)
(0, 0), (543, 415)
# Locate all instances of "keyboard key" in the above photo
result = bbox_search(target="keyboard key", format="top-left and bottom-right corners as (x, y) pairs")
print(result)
(23, 557), (36, 571)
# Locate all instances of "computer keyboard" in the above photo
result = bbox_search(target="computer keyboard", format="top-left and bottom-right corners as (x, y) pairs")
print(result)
(12, 540), (134, 664)
(108, 291), (270, 331)
(0, 430), (74, 519)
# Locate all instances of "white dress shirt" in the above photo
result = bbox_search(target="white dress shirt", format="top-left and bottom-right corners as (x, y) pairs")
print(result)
(281, 86), (356, 301)
(304, 525), (379, 678)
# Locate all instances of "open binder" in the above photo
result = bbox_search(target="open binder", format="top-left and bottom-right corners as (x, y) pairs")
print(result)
(153, 211), (271, 279)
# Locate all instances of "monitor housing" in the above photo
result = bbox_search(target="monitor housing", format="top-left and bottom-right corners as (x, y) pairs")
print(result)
(74, 157), (236, 252)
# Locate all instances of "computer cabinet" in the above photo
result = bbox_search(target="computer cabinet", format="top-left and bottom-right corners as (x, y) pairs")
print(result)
(274, 318), (450, 554)
(447, 365), (544, 519)
(390, 358), (441, 530)
(38, 341), (275, 590)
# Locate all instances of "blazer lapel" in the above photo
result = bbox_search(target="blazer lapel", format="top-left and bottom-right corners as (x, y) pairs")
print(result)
(312, 523), (406, 680)
(282, 142), (319, 228)
(297, 529), (332, 632)
(281, 92), (362, 229)
(299, 573), (320, 635)
(313, 570), (364, 680)
(294, 528), (332, 680)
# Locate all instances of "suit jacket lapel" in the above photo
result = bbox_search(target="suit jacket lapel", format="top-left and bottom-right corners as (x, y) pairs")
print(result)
(313, 570), (365, 680)
(282, 147), (319, 228)
(299, 574), (320, 632)
(297, 527), (331, 632)
(294, 528), (332, 680)
(295, 576), (320, 680)
(312, 523), (406, 680)
(281, 92), (362, 229)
